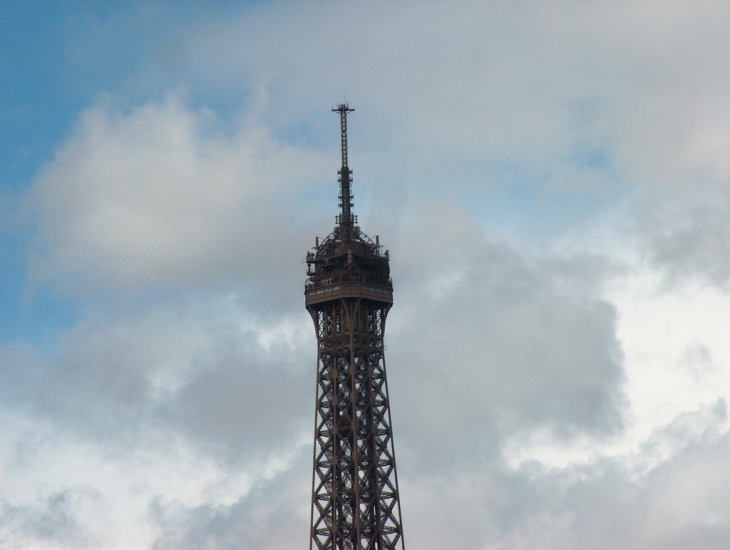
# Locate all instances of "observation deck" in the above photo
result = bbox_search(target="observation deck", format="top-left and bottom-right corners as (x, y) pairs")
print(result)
(305, 282), (392, 306)
(305, 223), (392, 307)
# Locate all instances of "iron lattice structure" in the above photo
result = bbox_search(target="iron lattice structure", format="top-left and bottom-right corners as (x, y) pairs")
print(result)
(305, 104), (405, 550)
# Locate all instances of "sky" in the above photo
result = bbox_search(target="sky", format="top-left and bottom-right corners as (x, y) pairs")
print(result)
(2, 1), (730, 548)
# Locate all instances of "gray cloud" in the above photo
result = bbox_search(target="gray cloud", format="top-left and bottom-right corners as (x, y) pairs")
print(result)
(0, 489), (99, 549)
(381, 204), (624, 474)
(398, 401), (730, 550)
(150, 451), (310, 550)
(636, 184), (730, 286)
(24, 304), (309, 459)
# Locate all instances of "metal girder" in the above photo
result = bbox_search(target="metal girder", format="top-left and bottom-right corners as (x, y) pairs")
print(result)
(307, 298), (404, 550)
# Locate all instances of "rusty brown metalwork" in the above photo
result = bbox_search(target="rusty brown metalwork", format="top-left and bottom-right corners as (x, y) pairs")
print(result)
(305, 104), (405, 550)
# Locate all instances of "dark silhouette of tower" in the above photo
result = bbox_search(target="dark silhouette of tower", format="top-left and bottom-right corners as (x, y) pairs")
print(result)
(305, 105), (405, 550)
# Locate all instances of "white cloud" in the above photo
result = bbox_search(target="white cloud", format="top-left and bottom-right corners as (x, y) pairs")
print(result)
(27, 93), (329, 294)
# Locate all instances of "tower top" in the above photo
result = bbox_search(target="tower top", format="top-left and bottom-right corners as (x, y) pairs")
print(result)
(305, 103), (392, 307)
(333, 103), (355, 226)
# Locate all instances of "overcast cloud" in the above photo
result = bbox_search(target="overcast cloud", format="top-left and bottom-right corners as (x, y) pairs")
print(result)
(3, 2), (730, 549)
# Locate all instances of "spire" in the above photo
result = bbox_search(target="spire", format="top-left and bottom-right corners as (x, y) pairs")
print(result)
(333, 103), (355, 225)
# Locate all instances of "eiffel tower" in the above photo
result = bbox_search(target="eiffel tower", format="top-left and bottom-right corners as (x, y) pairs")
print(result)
(304, 104), (405, 550)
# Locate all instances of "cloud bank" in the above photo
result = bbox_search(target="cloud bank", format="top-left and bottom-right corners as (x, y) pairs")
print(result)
(4, 2), (730, 549)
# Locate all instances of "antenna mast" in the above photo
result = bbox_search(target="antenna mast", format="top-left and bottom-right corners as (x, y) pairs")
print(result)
(333, 103), (355, 225)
